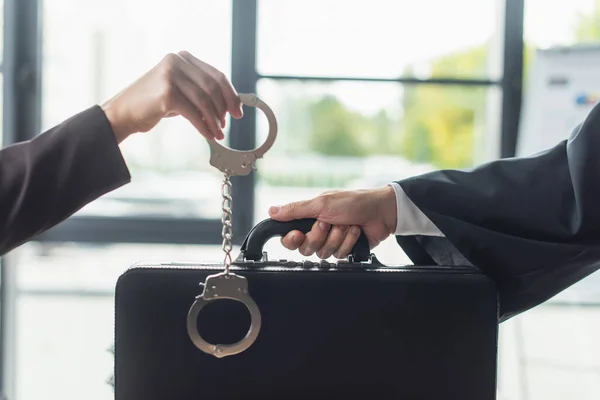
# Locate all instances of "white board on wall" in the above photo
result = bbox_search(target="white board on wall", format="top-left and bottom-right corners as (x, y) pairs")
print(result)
(516, 44), (600, 157)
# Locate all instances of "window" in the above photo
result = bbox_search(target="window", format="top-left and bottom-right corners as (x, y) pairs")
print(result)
(11, 242), (227, 400)
(10, 236), (413, 400)
(252, 0), (505, 260)
(41, 0), (232, 221)
(497, 271), (600, 400)
(257, 0), (503, 80)
(492, 2), (600, 399)
(524, 0), (600, 49)
(523, 0), (600, 77)
(253, 80), (501, 255)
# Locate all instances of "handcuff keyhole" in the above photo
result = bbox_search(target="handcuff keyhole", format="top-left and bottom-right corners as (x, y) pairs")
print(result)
(195, 299), (251, 345)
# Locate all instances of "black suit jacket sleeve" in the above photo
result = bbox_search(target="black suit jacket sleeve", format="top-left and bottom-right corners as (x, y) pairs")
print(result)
(395, 102), (600, 322)
(0, 105), (131, 256)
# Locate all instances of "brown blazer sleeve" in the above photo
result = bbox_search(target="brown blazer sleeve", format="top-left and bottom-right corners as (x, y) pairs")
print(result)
(0, 105), (132, 256)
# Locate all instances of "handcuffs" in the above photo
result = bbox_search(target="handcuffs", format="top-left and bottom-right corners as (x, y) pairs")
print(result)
(205, 93), (278, 177)
(186, 93), (277, 358)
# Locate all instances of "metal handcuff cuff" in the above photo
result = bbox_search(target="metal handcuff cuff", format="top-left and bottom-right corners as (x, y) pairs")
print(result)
(186, 93), (278, 358)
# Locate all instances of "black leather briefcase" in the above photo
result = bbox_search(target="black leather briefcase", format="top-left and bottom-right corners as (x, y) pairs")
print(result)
(114, 218), (499, 400)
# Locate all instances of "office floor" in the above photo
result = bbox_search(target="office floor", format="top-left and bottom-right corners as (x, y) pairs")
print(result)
(7, 238), (599, 400)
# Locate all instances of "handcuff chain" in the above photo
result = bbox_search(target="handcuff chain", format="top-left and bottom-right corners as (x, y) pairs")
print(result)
(221, 172), (233, 274)
(187, 94), (273, 358)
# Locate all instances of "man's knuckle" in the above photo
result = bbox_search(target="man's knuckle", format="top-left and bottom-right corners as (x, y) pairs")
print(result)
(314, 196), (328, 211)
(321, 189), (340, 196)
(333, 225), (346, 234)
(284, 202), (298, 213)
(331, 225), (347, 237)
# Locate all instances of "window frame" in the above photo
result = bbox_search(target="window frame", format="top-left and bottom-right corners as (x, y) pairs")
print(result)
(0, 0), (525, 397)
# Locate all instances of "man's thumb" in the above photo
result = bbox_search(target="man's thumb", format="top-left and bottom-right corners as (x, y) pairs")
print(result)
(269, 199), (322, 221)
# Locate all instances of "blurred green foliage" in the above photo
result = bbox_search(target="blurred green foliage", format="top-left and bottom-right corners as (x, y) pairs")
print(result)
(307, 95), (403, 157)
(574, 0), (600, 41)
(303, 46), (490, 169)
(303, 4), (600, 170)
(400, 46), (488, 169)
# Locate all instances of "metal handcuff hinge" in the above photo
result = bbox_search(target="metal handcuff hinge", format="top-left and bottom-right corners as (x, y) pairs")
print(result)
(186, 93), (277, 359)
(206, 93), (278, 177)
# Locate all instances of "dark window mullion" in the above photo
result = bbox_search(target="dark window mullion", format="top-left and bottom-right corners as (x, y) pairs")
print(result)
(3, 0), (41, 145)
(259, 74), (501, 87)
(500, 0), (525, 158)
(229, 0), (259, 244)
(2, 0), (43, 398)
(35, 217), (224, 245)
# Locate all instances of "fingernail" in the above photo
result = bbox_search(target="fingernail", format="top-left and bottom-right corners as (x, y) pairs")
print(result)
(351, 226), (360, 235)
(318, 221), (330, 231)
(269, 206), (280, 215)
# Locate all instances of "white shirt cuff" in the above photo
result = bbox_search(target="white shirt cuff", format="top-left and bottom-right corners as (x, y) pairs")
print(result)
(388, 182), (444, 237)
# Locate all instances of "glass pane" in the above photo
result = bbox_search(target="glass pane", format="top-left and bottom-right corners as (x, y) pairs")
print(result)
(524, 0), (600, 49)
(496, 271), (600, 400)
(254, 79), (500, 264)
(523, 0), (600, 93)
(41, 0), (232, 220)
(13, 241), (229, 400)
(257, 0), (503, 79)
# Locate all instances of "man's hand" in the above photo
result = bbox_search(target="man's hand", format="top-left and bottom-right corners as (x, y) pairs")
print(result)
(101, 51), (243, 143)
(269, 186), (398, 259)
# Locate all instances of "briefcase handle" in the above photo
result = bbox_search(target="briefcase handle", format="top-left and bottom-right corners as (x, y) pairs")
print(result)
(238, 218), (371, 262)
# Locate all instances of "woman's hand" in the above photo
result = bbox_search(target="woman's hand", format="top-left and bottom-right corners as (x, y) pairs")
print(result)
(101, 51), (243, 143)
